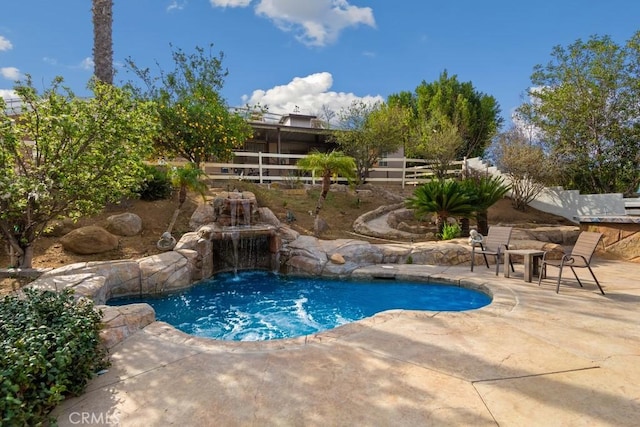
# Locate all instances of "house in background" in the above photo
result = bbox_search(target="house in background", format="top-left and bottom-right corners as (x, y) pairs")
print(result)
(239, 113), (336, 159)
(208, 111), (339, 180)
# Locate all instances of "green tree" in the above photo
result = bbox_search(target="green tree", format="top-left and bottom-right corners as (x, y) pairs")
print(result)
(406, 179), (474, 237)
(297, 151), (356, 215)
(462, 175), (511, 235)
(412, 116), (464, 179)
(170, 163), (207, 208)
(402, 70), (502, 158)
(332, 101), (410, 183)
(517, 32), (640, 195)
(92, 0), (113, 84)
(493, 127), (554, 211)
(125, 44), (252, 167)
(0, 77), (156, 268)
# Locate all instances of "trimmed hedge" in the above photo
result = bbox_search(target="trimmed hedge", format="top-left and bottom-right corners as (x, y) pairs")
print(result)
(0, 289), (108, 425)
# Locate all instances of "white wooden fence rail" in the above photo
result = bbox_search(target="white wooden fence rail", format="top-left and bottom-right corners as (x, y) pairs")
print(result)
(187, 152), (465, 188)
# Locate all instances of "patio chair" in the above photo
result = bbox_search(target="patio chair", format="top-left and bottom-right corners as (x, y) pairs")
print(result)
(470, 226), (514, 276)
(537, 231), (605, 295)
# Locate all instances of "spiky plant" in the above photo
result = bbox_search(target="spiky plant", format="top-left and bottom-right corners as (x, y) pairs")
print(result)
(406, 179), (474, 237)
(463, 175), (511, 235)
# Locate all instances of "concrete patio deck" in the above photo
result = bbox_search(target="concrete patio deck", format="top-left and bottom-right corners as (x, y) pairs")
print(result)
(53, 256), (640, 426)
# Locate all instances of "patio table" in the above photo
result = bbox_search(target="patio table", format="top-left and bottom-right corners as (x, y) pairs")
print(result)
(503, 249), (545, 282)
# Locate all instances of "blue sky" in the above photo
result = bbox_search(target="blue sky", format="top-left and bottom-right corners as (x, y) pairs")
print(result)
(1, 1), (639, 126)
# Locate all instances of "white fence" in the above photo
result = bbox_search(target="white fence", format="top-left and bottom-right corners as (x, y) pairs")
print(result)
(173, 152), (640, 220)
(199, 152), (465, 188)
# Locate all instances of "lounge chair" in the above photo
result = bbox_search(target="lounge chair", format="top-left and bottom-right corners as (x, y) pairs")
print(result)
(537, 231), (605, 295)
(470, 226), (513, 276)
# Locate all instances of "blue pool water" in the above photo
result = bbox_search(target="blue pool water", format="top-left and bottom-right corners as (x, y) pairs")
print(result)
(109, 271), (491, 341)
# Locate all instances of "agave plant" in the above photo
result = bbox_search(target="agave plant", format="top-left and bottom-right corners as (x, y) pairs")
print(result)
(406, 179), (474, 237)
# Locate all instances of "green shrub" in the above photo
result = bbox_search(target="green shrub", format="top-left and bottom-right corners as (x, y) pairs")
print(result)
(0, 289), (108, 425)
(438, 223), (462, 240)
(137, 164), (173, 201)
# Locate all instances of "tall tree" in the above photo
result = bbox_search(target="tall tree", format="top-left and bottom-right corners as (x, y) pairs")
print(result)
(412, 116), (464, 179)
(0, 76), (156, 268)
(331, 101), (411, 183)
(125, 44), (252, 167)
(517, 32), (640, 195)
(493, 127), (554, 211)
(297, 151), (356, 215)
(92, 0), (113, 84)
(406, 71), (502, 158)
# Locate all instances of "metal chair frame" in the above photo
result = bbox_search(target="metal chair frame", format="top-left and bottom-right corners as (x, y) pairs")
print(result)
(537, 231), (605, 295)
(470, 226), (514, 276)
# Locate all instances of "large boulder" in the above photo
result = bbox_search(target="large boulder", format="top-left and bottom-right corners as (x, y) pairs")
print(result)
(189, 204), (215, 231)
(60, 226), (119, 254)
(98, 304), (155, 349)
(106, 212), (142, 236)
(258, 207), (280, 227)
(138, 251), (192, 294)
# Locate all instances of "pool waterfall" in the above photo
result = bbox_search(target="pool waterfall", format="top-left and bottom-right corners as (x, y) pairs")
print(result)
(210, 191), (280, 274)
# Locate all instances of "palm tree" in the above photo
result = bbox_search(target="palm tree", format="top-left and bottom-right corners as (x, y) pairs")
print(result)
(463, 176), (511, 235)
(406, 179), (474, 237)
(297, 151), (356, 215)
(92, 0), (113, 84)
(170, 163), (207, 208)
(162, 163), (208, 235)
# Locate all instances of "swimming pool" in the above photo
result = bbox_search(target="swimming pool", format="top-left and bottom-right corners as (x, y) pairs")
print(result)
(109, 271), (491, 341)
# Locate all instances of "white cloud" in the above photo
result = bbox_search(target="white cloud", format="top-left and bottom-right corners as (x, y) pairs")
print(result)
(255, 0), (375, 46)
(0, 36), (13, 51)
(43, 57), (58, 66)
(1, 89), (18, 100)
(79, 57), (94, 70)
(208, 0), (375, 46)
(511, 86), (544, 141)
(1, 67), (21, 81)
(209, 0), (252, 7)
(167, 0), (188, 11)
(241, 71), (383, 116)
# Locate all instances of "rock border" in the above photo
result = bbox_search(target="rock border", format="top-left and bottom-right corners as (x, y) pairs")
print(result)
(24, 206), (577, 349)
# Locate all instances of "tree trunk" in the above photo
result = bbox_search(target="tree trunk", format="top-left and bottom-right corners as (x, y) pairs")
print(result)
(179, 185), (187, 208)
(314, 173), (331, 215)
(460, 217), (470, 237)
(476, 210), (489, 236)
(20, 245), (34, 269)
(1, 230), (28, 268)
(92, 0), (114, 84)
(436, 215), (446, 239)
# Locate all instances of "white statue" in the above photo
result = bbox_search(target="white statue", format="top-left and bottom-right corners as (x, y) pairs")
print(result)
(468, 229), (484, 247)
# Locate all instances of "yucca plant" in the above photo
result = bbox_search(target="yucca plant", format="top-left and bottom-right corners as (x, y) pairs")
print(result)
(406, 179), (474, 237)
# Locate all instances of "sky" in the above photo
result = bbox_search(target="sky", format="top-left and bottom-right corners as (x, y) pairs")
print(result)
(1, 0), (639, 127)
